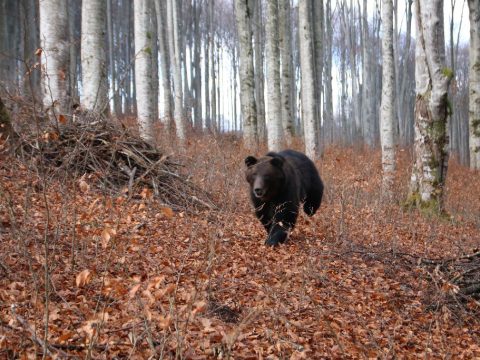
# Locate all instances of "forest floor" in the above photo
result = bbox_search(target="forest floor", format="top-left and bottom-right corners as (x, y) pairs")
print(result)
(1, 134), (480, 359)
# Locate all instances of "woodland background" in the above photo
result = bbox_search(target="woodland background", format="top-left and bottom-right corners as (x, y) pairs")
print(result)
(0, 0), (480, 358)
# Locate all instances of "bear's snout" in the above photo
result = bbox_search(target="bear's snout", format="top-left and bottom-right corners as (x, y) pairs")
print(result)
(254, 187), (265, 198)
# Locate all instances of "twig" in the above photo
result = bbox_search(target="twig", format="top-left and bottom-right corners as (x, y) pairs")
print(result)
(11, 305), (69, 358)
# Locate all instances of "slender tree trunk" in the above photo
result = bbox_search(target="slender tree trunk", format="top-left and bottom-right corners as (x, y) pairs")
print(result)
(468, 0), (480, 169)
(253, 0), (266, 142)
(134, 0), (155, 144)
(233, 45), (238, 131)
(323, 0), (333, 144)
(154, 0), (173, 125)
(299, 0), (319, 159)
(340, 2), (347, 143)
(279, 0), (294, 143)
(81, 0), (108, 114)
(204, 0), (211, 130)
(0, 2), (8, 87)
(126, 1), (133, 115)
(39, 0), (70, 123)
(22, 0), (40, 98)
(235, 0), (258, 149)
(193, 0), (202, 130)
(313, 0), (324, 142)
(408, 0), (452, 212)
(210, 0), (217, 132)
(150, 0), (159, 122)
(392, 0), (400, 141)
(380, 0), (396, 192)
(107, 0), (120, 116)
(181, 0), (191, 125)
(398, 0), (413, 145)
(343, 1), (358, 141)
(361, 0), (374, 147)
(167, 0), (186, 144)
(265, 0), (284, 151)
(216, 42), (221, 128)
(68, 0), (78, 104)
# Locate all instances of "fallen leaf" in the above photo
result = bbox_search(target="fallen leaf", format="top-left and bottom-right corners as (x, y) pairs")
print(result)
(101, 227), (116, 249)
(129, 283), (142, 298)
(160, 207), (174, 219)
(158, 315), (172, 330)
(76, 269), (92, 288)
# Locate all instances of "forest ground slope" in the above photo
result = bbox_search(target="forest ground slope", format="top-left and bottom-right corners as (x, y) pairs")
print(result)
(1, 138), (479, 359)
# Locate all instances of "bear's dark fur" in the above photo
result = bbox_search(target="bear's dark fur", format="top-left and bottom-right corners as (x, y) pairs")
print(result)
(244, 149), (324, 246)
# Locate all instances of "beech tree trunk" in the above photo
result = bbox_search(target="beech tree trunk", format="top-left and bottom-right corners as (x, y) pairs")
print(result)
(279, 0), (294, 143)
(380, 0), (396, 192)
(204, 1), (211, 130)
(313, 0), (324, 140)
(39, 0), (69, 123)
(107, 0), (120, 116)
(323, 0), (334, 144)
(167, 0), (186, 144)
(210, 0), (217, 132)
(398, 0), (413, 145)
(81, 0), (108, 114)
(193, 0), (202, 130)
(253, 0), (266, 141)
(134, 0), (155, 144)
(235, 0), (258, 149)
(468, 0), (480, 169)
(409, 0), (452, 212)
(361, 0), (374, 146)
(155, 0), (172, 125)
(299, 0), (319, 159)
(0, 2), (8, 87)
(265, 0), (284, 151)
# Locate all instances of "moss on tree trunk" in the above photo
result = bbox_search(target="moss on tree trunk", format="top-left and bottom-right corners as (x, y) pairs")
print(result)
(407, 92), (450, 215)
(0, 97), (14, 142)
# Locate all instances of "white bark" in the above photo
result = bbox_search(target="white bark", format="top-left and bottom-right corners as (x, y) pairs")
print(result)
(155, 0), (172, 127)
(235, 0), (258, 149)
(107, 0), (119, 116)
(167, 0), (186, 144)
(380, 0), (396, 191)
(39, 0), (69, 122)
(279, 0), (294, 143)
(323, 0), (334, 143)
(409, 0), (452, 211)
(265, 0), (284, 151)
(81, 0), (108, 114)
(468, 0), (480, 169)
(361, 0), (374, 146)
(313, 0), (324, 133)
(253, 0), (266, 141)
(298, 0), (319, 160)
(134, 0), (155, 144)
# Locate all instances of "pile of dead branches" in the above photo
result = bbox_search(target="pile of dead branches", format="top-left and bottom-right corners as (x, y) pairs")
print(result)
(17, 119), (215, 211)
(425, 251), (480, 300)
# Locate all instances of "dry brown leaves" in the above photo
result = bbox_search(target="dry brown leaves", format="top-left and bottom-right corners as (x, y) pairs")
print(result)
(0, 143), (479, 359)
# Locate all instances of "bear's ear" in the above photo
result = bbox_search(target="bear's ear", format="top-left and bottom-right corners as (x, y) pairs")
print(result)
(245, 156), (258, 167)
(270, 157), (284, 168)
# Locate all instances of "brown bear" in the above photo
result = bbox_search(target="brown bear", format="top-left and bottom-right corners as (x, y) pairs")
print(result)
(244, 149), (324, 246)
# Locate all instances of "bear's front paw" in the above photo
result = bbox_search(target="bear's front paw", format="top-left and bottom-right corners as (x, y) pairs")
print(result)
(265, 231), (288, 247)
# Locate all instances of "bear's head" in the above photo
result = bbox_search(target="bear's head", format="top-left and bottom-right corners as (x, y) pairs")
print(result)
(244, 155), (285, 201)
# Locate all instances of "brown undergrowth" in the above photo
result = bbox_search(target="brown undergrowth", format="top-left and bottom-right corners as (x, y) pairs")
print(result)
(0, 134), (479, 359)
